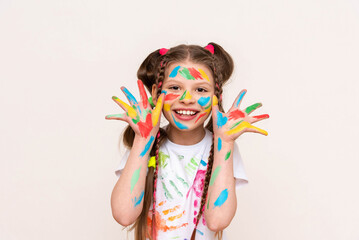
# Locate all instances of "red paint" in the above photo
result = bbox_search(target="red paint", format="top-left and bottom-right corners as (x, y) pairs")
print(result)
(164, 93), (180, 101)
(195, 112), (207, 123)
(138, 80), (148, 107)
(253, 114), (269, 120)
(194, 199), (198, 207)
(188, 67), (203, 80)
(138, 114), (152, 138)
(228, 109), (245, 120)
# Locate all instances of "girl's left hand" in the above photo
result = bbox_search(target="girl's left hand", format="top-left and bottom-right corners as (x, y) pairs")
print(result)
(212, 89), (269, 143)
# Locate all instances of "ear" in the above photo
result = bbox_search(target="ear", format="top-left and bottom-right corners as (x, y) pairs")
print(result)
(151, 84), (158, 105)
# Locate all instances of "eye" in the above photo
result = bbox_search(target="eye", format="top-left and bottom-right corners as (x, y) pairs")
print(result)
(197, 87), (207, 93)
(169, 86), (180, 90)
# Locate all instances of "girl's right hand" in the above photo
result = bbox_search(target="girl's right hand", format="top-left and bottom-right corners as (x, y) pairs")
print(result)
(105, 80), (165, 139)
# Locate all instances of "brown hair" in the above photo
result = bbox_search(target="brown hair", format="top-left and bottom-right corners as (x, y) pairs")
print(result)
(122, 42), (234, 240)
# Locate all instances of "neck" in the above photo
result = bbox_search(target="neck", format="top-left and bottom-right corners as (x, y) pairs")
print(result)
(166, 125), (206, 145)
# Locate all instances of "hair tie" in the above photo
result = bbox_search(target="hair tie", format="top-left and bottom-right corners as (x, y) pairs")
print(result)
(148, 156), (156, 169)
(159, 48), (169, 55)
(204, 44), (214, 54)
(158, 81), (162, 88)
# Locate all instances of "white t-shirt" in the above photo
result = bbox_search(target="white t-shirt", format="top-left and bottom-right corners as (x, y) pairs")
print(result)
(115, 128), (248, 240)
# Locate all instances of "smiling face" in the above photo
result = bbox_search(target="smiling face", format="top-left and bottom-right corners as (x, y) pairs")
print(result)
(153, 61), (215, 132)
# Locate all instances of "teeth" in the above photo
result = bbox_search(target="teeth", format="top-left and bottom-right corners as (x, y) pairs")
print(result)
(176, 110), (196, 115)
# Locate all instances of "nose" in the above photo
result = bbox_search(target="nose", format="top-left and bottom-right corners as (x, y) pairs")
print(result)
(179, 90), (195, 104)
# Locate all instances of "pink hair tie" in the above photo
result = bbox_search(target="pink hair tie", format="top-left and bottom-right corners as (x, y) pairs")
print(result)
(159, 48), (169, 55)
(204, 44), (214, 54)
(158, 81), (162, 88)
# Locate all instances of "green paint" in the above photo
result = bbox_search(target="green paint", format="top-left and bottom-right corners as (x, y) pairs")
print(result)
(159, 151), (169, 168)
(245, 103), (261, 114)
(190, 157), (199, 166)
(130, 166), (141, 193)
(177, 155), (184, 160)
(141, 109), (151, 120)
(162, 181), (173, 200)
(106, 113), (125, 118)
(210, 166), (222, 186)
(172, 237), (180, 239)
(185, 166), (194, 176)
(205, 102), (212, 109)
(188, 163), (196, 170)
(225, 150), (231, 161)
(170, 180), (183, 197)
(179, 90), (187, 100)
(131, 115), (140, 124)
(229, 120), (243, 130)
(179, 68), (195, 80)
(176, 174), (189, 188)
(207, 196), (210, 210)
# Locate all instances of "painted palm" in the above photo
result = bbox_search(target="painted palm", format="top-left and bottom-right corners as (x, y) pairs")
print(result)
(105, 80), (164, 139)
(212, 89), (269, 142)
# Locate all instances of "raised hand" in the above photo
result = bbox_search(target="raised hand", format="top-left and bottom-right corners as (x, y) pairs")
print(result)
(105, 80), (165, 139)
(212, 89), (269, 143)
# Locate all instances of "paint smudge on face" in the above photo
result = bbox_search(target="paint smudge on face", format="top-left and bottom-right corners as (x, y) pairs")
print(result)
(225, 150), (231, 161)
(122, 87), (138, 105)
(188, 67), (203, 80)
(133, 190), (144, 207)
(161, 180), (174, 200)
(195, 112), (207, 123)
(198, 96), (210, 106)
(176, 174), (189, 188)
(200, 159), (207, 166)
(161, 90), (167, 94)
(169, 65), (181, 78)
(163, 205), (180, 215)
(171, 113), (189, 129)
(170, 180), (183, 197)
(235, 91), (246, 107)
(113, 96), (137, 119)
(245, 103), (262, 114)
(210, 166), (222, 186)
(137, 114), (152, 138)
(184, 91), (192, 100)
(139, 136), (155, 157)
(179, 68), (195, 80)
(168, 210), (185, 221)
(130, 166), (141, 193)
(179, 90), (187, 100)
(198, 68), (210, 81)
(163, 103), (171, 111)
(217, 137), (222, 152)
(228, 109), (245, 120)
(186, 170), (206, 198)
(214, 189), (228, 208)
(216, 110), (228, 128)
(226, 121), (268, 136)
(164, 93), (180, 101)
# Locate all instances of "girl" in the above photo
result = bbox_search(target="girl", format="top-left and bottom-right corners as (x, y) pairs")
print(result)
(106, 43), (269, 240)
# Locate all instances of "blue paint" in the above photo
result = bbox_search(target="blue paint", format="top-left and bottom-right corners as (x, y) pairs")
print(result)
(139, 136), (155, 157)
(171, 113), (188, 129)
(200, 160), (207, 166)
(235, 91), (246, 107)
(216, 110), (228, 128)
(123, 87), (138, 105)
(134, 191), (144, 207)
(169, 65), (181, 78)
(218, 137), (222, 151)
(196, 229), (204, 235)
(198, 96), (210, 106)
(214, 189), (228, 208)
(161, 90), (167, 94)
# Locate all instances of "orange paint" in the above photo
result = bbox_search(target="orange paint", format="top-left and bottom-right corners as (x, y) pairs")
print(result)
(147, 210), (188, 234)
(158, 201), (166, 206)
(168, 210), (185, 221)
(163, 205), (180, 215)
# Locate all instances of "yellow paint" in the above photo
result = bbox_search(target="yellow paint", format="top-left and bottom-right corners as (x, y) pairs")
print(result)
(152, 94), (163, 126)
(225, 121), (268, 136)
(163, 103), (171, 112)
(148, 156), (156, 169)
(213, 95), (218, 106)
(204, 106), (211, 114)
(168, 211), (185, 221)
(198, 68), (210, 81)
(184, 91), (192, 100)
(114, 97), (137, 119)
(163, 205), (180, 215)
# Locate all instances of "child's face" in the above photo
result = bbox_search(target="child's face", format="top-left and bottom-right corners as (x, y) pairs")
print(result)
(154, 61), (215, 131)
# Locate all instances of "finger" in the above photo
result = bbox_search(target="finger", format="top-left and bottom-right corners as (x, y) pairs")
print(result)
(231, 89), (247, 109)
(225, 121), (268, 136)
(244, 103), (262, 115)
(112, 96), (138, 119)
(121, 87), (139, 106)
(212, 95), (228, 128)
(250, 114), (270, 124)
(152, 93), (165, 126)
(137, 80), (148, 108)
(105, 113), (127, 121)
(212, 95), (219, 126)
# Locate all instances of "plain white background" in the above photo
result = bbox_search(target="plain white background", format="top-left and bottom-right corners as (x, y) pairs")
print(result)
(1, 0), (359, 239)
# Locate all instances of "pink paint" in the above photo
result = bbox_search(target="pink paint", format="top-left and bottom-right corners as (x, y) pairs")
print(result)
(186, 170), (206, 198)
(188, 67), (203, 80)
(202, 216), (206, 226)
(228, 109), (245, 120)
(164, 93), (180, 101)
(194, 199), (198, 207)
(194, 210), (197, 215)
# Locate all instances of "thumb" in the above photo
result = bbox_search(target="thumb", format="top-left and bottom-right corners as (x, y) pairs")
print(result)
(152, 93), (165, 127)
(212, 95), (219, 126)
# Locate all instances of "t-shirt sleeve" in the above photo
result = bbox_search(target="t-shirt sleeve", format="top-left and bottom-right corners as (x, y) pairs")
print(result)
(114, 148), (130, 178)
(233, 142), (248, 190)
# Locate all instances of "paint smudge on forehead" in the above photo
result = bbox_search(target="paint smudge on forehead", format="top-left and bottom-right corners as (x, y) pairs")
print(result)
(198, 68), (210, 81)
(169, 66), (181, 78)
(188, 67), (203, 80)
(179, 68), (196, 80)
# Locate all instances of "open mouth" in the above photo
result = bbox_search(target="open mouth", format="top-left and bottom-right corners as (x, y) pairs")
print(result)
(173, 109), (199, 120)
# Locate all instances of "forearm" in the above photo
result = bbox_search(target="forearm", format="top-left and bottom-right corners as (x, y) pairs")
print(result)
(111, 134), (155, 226)
(204, 138), (237, 231)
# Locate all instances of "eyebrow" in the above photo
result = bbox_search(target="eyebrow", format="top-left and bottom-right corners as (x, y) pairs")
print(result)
(165, 79), (212, 87)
